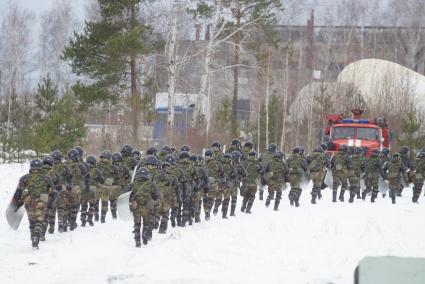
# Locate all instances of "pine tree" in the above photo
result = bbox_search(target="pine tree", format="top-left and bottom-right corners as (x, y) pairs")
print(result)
(35, 75), (58, 120)
(62, 0), (161, 143)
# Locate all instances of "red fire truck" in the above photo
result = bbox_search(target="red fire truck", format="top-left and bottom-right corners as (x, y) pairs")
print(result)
(323, 109), (390, 157)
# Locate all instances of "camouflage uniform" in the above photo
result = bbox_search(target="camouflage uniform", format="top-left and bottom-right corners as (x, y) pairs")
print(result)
(97, 157), (120, 222)
(241, 154), (262, 213)
(130, 169), (159, 247)
(307, 150), (326, 204)
(331, 149), (350, 202)
(67, 156), (90, 230)
(363, 150), (384, 202)
(286, 151), (307, 207)
(177, 157), (199, 226)
(111, 159), (131, 218)
(40, 162), (61, 239)
(218, 156), (238, 218)
(153, 164), (181, 234)
(383, 154), (407, 204)
(81, 162), (105, 226)
(203, 154), (224, 220)
(231, 154), (247, 216)
(258, 150), (275, 200)
(52, 157), (72, 232)
(264, 154), (288, 210)
(14, 161), (53, 249)
(168, 162), (187, 226)
(347, 149), (365, 203)
(412, 154), (425, 203)
(193, 156), (209, 222)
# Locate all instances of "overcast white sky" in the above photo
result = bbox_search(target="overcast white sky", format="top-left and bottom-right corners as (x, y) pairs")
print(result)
(0, 0), (86, 18)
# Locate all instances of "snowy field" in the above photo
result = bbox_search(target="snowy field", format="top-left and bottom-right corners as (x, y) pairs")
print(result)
(1, 163), (425, 284)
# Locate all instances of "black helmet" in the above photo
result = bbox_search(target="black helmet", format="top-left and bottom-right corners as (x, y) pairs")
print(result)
(181, 145), (191, 152)
(392, 152), (401, 159)
(400, 145), (409, 154)
(313, 146), (323, 153)
(121, 144), (133, 156)
(170, 147), (177, 154)
(30, 159), (43, 170)
(165, 154), (176, 165)
(292, 147), (301, 154)
(161, 161), (171, 169)
(299, 146), (305, 155)
(320, 143), (328, 151)
(197, 155), (204, 162)
(211, 141), (221, 149)
(179, 151), (190, 160)
(86, 155), (97, 165)
(146, 146), (158, 156)
(267, 143), (277, 153)
(135, 167), (149, 179)
(42, 156), (54, 166)
(417, 152), (425, 159)
(161, 145), (172, 154)
(381, 148), (390, 156)
(231, 139), (241, 147)
(189, 154), (198, 162)
(145, 155), (158, 166)
(232, 151), (242, 161)
(244, 141), (254, 149)
(355, 147), (364, 155)
(205, 149), (213, 157)
(248, 150), (257, 157)
(339, 145), (348, 153)
(74, 146), (84, 159)
(132, 149), (141, 158)
(112, 152), (123, 163)
(224, 153), (232, 160)
(274, 151), (284, 159)
(51, 150), (63, 161)
(100, 150), (112, 160)
(68, 149), (79, 162)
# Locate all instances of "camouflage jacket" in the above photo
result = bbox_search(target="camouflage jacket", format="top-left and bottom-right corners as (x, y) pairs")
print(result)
(16, 169), (53, 200)
(52, 161), (72, 190)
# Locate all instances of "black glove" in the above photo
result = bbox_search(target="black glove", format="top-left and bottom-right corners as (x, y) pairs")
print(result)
(203, 186), (208, 194)
(13, 189), (22, 204)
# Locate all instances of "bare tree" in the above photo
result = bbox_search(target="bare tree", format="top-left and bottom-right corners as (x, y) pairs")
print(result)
(39, 0), (77, 87)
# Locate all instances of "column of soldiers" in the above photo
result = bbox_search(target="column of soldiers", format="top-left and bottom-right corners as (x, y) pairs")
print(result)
(12, 141), (425, 249)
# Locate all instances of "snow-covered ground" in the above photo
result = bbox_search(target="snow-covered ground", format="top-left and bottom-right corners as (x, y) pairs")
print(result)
(1, 163), (425, 284)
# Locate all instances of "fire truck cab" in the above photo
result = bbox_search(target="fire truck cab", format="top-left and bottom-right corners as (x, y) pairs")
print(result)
(323, 109), (390, 157)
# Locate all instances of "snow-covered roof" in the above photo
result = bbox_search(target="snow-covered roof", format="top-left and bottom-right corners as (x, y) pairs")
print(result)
(337, 59), (425, 111)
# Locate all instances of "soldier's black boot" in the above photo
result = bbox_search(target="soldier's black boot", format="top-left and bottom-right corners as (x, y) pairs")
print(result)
(245, 199), (253, 214)
(317, 189), (323, 200)
(111, 210), (117, 220)
(58, 224), (64, 233)
(171, 217), (176, 227)
(101, 215), (106, 223)
(135, 237), (141, 248)
(230, 204), (236, 216)
(94, 213), (99, 222)
(265, 195), (271, 207)
(81, 221), (86, 227)
(259, 190), (264, 201)
(357, 191), (361, 199)
(274, 199), (280, 211)
(362, 190), (367, 200)
(311, 189), (317, 204)
(222, 209), (228, 219)
(32, 236), (39, 250)
(194, 215), (201, 223)
(159, 219), (167, 234)
(332, 190), (337, 203)
(339, 189), (345, 202)
(349, 191), (355, 203)
(371, 191), (378, 203)
(48, 226), (54, 234)
(213, 206), (218, 216)
(205, 211), (210, 221)
(241, 197), (248, 212)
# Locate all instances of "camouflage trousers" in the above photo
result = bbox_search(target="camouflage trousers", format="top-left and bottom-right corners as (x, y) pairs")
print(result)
(266, 182), (283, 209)
(332, 170), (348, 191)
(97, 185), (121, 219)
(67, 186), (81, 227)
(56, 188), (69, 229)
(412, 180), (424, 203)
(347, 171), (361, 201)
(191, 191), (203, 222)
(80, 186), (97, 224)
(25, 197), (47, 239)
(157, 198), (177, 233)
(389, 177), (401, 202)
(203, 183), (219, 218)
(132, 204), (152, 244)
(220, 186), (235, 217)
(212, 186), (225, 214)
(42, 193), (57, 236)
(310, 171), (323, 201)
(241, 184), (257, 213)
(363, 174), (380, 201)
(181, 186), (194, 226)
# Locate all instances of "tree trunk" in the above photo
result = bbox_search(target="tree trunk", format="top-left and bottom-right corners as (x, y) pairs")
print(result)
(167, 1), (179, 144)
(129, 5), (139, 144)
(265, 49), (271, 147)
(231, 9), (241, 137)
(199, 0), (221, 142)
(280, 51), (289, 152)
